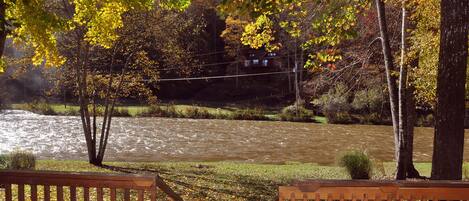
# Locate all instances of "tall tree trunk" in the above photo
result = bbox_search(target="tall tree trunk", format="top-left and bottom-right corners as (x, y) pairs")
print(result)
(0, 1), (7, 59)
(405, 85), (422, 178)
(431, 0), (469, 180)
(375, 0), (406, 180)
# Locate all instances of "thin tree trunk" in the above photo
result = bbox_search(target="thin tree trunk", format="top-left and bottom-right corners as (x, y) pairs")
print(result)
(375, 0), (405, 179)
(96, 53), (132, 164)
(97, 47), (118, 165)
(397, 1), (408, 180)
(76, 44), (95, 164)
(431, 0), (469, 180)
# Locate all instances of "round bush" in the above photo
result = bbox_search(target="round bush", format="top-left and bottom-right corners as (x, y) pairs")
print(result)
(8, 151), (36, 170)
(339, 151), (372, 179)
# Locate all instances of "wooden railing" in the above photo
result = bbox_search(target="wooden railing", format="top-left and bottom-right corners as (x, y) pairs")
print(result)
(0, 170), (183, 201)
(279, 180), (469, 201)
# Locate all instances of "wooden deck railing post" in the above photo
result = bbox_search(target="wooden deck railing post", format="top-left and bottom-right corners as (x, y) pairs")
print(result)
(44, 185), (50, 201)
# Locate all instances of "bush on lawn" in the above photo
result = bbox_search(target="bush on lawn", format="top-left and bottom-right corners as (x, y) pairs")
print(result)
(339, 151), (372, 179)
(279, 104), (314, 122)
(1, 151), (36, 170)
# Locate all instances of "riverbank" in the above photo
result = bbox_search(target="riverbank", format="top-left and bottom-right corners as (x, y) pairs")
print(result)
(31, 160), (432, 200)
(9, 103), (326, 123)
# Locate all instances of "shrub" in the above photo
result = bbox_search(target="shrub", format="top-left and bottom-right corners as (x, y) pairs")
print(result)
(20, 101), (56, 115)
(416, 114), (434, 127)
(182, 107), (212, 119)
(279, 104), (314, 122)
(231, 108), (270, 121)
(356, 112), (391, 125)
(327, 112), (355, 124)
(6, 151), (36, 170)
(58, 109), (80, 116)
(140, 105), (182, 118)
(339, 151), (372, 179)
(0, 154), (9, 169)
(112, 108), (132, 117)
(0, 98), (4, 111)
(313, 83), (355, 124)
(351, 87), (385, 114)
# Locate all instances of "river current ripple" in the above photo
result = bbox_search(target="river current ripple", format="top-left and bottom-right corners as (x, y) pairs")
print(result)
(2, 109), (469, 164)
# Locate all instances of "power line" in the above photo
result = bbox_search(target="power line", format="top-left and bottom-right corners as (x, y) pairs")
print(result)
(158, 54), (294, 72)
(156, 71), (293, 82)
(158, 60), (241, 71)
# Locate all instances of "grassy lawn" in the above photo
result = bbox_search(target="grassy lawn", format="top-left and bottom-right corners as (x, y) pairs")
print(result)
(17, 160), (434, 201)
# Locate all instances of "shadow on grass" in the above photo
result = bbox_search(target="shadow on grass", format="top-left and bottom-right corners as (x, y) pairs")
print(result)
(100, 164), (278, 201)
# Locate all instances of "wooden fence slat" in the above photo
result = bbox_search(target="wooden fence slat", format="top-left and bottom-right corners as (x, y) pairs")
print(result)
(327, 193), (332, 201)
(83, 187), (90, 201)
(97, 187), (104, 201)
(5, 184), (12, 201)
(138, 189), (144, 201)
(150, 189), (157, 201)
(70, 186), (77, 201)
(124, 189), (130, 201)
(31, 184), (38, 201)
(44, 185), (50, 201)
(375, 194), (381, 201)
(18, 184), (25, 201)
(57, 185), (64, 201)
(110, 188), (116, 201)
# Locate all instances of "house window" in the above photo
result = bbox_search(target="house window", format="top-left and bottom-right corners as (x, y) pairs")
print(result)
(252, 59), (259, 65)
(262, 59), (268, 66)
(267, 52), (276, 57)
(244, 60), (250, 67)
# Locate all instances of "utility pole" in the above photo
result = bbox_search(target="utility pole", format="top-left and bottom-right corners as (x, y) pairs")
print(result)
(287, 53), (292, 92)
(299, 48), (304, 97)
(236, 46), (239, 89)
(294, 40), (300, 115)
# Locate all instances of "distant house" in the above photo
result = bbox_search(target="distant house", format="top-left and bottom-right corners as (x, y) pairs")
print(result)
(243, 49), (281, 68)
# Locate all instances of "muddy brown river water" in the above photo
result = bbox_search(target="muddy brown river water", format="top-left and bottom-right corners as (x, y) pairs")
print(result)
(2, 110), (469, 164)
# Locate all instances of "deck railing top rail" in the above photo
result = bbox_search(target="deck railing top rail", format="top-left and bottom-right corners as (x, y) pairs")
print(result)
(279, 179), (469, 201)
(291, 179), (469, 188)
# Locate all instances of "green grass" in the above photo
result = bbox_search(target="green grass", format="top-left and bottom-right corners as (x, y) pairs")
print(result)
(10, 103), (328, 123)
(16, 160), (433, 201)
(314, 116), (328, 124)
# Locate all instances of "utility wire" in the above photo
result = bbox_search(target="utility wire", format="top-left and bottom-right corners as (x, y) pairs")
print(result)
(155, 71), (294, 82)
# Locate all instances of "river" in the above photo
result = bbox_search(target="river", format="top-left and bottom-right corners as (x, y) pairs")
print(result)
(1, 110), (469, 164)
